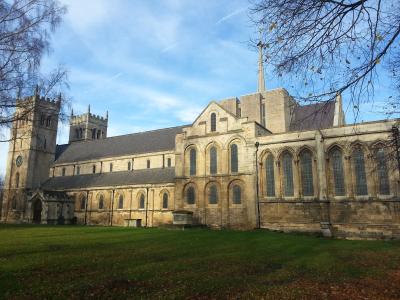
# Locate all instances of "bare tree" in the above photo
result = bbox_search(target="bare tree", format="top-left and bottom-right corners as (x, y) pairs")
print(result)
(250, 0), (400, 117)
(0, 0), (68, 140)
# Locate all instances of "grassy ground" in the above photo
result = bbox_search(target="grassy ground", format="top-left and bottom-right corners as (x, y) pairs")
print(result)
(1, 226), (400, 300)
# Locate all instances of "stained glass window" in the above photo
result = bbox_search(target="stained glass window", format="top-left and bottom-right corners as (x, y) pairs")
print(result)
(209, 185), (218, 204)
(282, 152), (294, 196)
(265, 155), (275, 197)
(210, 147), (217, 174)
(231, 144), (238, 173)
(190, 149), (196, 175)
(353, 148), (368, 195)
(300, 150), (314, 196)
(376, 148), (390, 195)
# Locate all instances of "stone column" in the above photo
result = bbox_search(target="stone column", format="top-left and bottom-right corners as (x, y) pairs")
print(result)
(316, 132), (327, 200)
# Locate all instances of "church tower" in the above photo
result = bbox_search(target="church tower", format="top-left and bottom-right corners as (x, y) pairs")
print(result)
(1, 89), (61, 222)
(68, 105), (108, 143)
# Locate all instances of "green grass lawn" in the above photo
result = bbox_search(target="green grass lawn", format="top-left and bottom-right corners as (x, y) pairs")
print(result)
(1, 225), (400, 299)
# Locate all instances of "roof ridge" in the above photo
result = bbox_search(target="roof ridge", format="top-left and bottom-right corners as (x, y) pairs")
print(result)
(64, 124), (188, 146)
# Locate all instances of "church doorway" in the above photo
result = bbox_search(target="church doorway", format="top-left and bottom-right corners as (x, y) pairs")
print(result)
(32, 200), (42, 224)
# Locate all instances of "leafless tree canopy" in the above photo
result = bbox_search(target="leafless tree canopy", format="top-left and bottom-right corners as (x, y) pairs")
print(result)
(0, 0), (67, 133)
(250, 0), (400, 116)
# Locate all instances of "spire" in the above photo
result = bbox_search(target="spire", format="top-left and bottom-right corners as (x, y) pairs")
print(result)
(333, 92), (345, 126)
(88, 104), (91, 114)
(106, 110), (108, 119)
(257, 27), (266, 93)
(34, 84), (40, 97)
(71, 108), (74, 117)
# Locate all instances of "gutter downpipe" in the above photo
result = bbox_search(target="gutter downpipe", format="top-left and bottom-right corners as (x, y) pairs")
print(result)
(84, 190), (89, 225)
(145, 187), (149, 227)
(255, 142), (261, 229)
(110, 189), (114, 226)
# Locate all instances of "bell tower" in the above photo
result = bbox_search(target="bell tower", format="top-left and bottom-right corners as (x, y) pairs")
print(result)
(1, 89), (61, 222)
(68, 105), (108, 143)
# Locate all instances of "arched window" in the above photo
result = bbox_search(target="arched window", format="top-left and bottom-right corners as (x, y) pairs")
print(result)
(128, 161), (131, 171)
(186, 186), (195, 204)
(109, 163), (113, 172)
(230, 144), (238, 173)
(265, 154), (275, 197)
(162, 193), (168, 209)
(40, 114), (45, 125)
(210, 146), (217, 174)
(46, 116), (51, 127)
(189, 149), (196, 176)
(282, 152), (294, 196)
(15, 172), (20, 188)
(80, 195), (86, 210)
(97, 130), (101, 139)
(62, 168), (66, 176)
(331, 148), (345, 196)
(139, 194), (145, 209)
(92, 165), (96, 174)
(210, 113), (216, 132)
(208, 184), (218, 204)
(353, 148), (368, 195)
(118, 194), (124, 209)
(233, 185), (241, 204)
(98, 194), (104, 209)
(376, 148), (390, 195)
(300, 150), (314, 196)
(11, 197), (17, 210)
(167, 158), (171, 167)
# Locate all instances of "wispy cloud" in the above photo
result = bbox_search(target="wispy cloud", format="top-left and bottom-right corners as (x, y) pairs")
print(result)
(216, 7), (247, 25)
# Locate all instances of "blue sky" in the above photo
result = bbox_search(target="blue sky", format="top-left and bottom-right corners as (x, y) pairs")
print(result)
(0, 0), (393, 176)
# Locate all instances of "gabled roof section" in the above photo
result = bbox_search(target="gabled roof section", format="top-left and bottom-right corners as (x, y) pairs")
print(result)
(191, 100), (239, 126)
(42, 168), (175, 190)
(55, 126), (186, 164)
(289, 101), (335, 131)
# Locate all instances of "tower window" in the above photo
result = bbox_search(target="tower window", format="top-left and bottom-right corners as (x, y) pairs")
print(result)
(210, 113), (216, 132)
(147, 160), (150, 169)
(92, 129), (96, 139)
(15, 172), (20, 188)
(261, 103), (266, 127)
(11, 197), (17, 210)
(40, 114), (45, 126)
(46, 116), (51, 127)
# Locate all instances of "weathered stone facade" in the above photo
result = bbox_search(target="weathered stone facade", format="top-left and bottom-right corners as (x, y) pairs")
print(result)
(1, 70), (399, 239)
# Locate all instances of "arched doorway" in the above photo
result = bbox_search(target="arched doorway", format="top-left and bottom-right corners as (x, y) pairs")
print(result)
(32, 200), (42, 224)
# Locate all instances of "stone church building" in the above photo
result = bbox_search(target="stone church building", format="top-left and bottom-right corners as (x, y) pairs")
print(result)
(1, 45), (399, 239)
